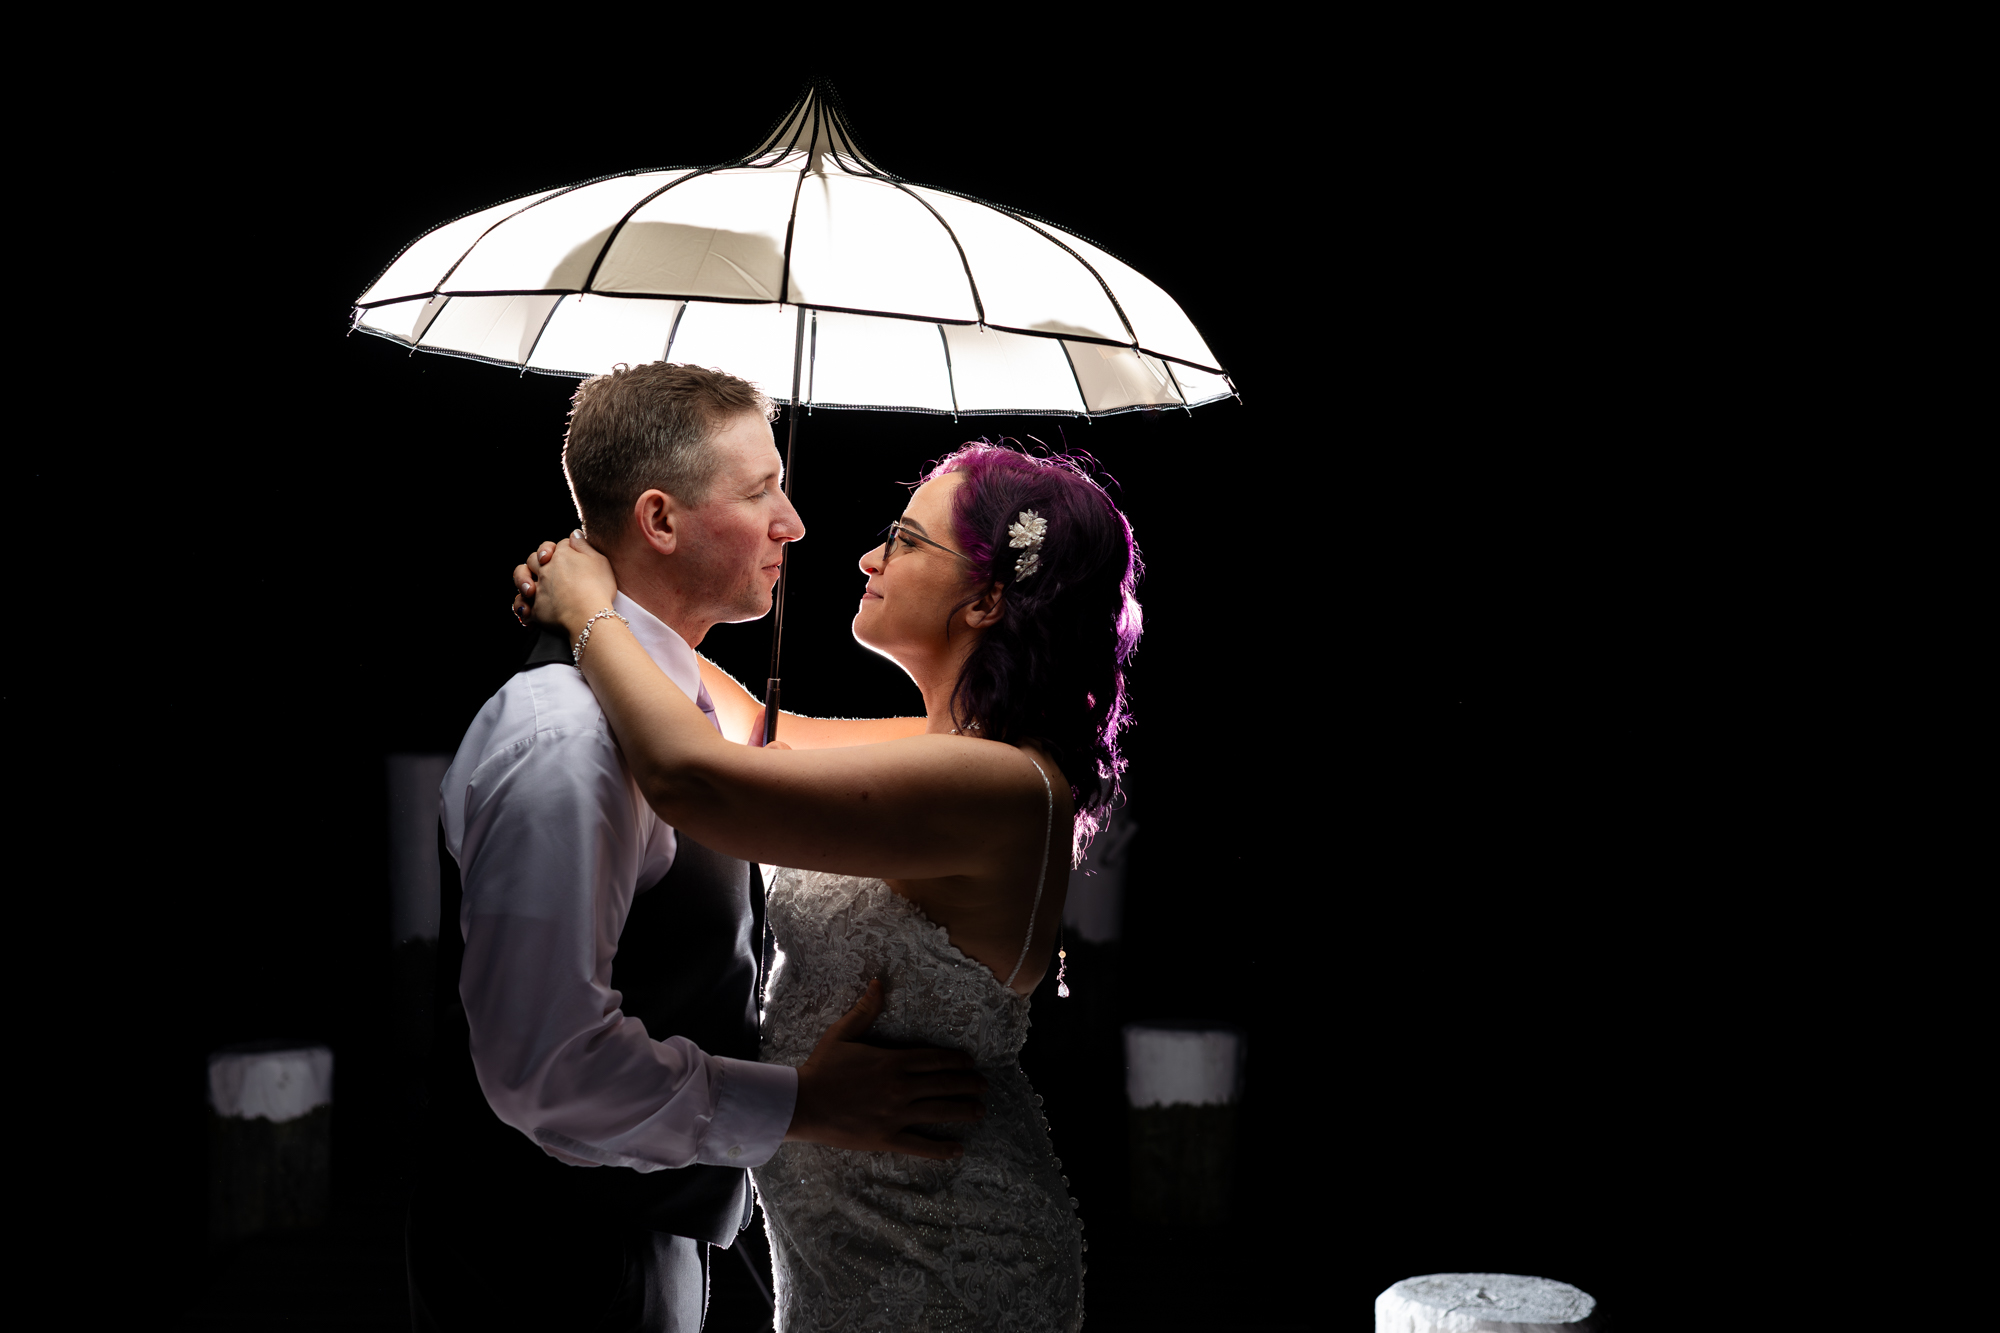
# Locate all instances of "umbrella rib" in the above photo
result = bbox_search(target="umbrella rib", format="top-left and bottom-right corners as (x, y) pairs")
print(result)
(975, 201), (1139, 347)
(409, 296), (450, 349)
(354, 180), (571, 304)
(1058, 342), (1092, 417)
(520, 295), (566, 370)
(819, 131), (985, 324)
(885, 181), (1148, 290)
(758, 92), (812, 166)
(576, 88), (814, 301)
(825, 168), (1152, 351)
(938, 325), (960, 418)
(820, 81), (881, 175)
(797, 80), (876, 178)
(747, 78), (822, 168)
(873, 180), (985, 326)
(751, 88), (815, 172)
(662, 300), (689, 361)
(421, 171), (652, 301)
(578, 165), (727, 296)
(777, 95), (821, 307)
(366, 162), (740, 308)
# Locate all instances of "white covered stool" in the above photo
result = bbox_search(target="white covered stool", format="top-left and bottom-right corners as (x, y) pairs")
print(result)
(207, 1042), (334, 1243)
(1376, 1274), (1597, 1333)
(1122, 1023), (1244, 1226)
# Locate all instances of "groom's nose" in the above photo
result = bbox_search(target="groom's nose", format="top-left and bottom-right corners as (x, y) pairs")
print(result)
(771, 496), (804, 544)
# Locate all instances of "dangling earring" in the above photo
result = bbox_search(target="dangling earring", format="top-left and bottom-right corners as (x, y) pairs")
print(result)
(1055, 926), (1070, 998)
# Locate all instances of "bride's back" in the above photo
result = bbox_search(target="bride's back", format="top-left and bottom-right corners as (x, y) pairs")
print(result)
(763, 870), (1033, 1068)
(882, 740), (1076, 996)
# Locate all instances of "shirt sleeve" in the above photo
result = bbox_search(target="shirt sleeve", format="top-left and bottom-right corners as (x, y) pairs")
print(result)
(453, 716), (796, 1172)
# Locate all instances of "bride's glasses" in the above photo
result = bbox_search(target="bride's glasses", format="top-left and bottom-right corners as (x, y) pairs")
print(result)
(877, 520), (971, 567)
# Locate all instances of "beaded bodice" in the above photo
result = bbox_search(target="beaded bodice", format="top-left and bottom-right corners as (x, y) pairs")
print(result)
(755, 869), (1084, 1332)
(758, 871), (1033, 1068)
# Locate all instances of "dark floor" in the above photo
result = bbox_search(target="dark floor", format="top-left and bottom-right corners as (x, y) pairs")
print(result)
(177, 1203), (407, 1331)
(175, 1195), (1320, 1331)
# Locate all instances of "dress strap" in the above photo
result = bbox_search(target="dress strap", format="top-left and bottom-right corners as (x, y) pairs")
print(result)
(1003, 759), (1056, 991)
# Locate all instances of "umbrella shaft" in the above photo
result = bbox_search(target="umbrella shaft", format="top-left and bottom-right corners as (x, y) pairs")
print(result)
(763, 307), (808, 747)
(761, 548), (787, 746)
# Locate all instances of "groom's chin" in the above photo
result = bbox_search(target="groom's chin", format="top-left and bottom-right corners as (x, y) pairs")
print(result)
(720, 595), (774, 625)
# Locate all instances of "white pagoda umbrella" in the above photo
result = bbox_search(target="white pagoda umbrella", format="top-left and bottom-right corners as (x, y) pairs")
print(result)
(352, 80), (1236, 738)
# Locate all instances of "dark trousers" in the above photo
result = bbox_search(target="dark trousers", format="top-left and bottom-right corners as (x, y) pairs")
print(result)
(407, 1182), (709, 1332)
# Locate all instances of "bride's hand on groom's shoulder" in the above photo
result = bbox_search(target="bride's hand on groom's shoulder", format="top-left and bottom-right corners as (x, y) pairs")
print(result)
(511, 533), (617, 634)
(509, 541), (554, 626)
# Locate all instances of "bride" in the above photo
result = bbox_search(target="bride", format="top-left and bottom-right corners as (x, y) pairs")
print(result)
(519, 441), (1139, 1332)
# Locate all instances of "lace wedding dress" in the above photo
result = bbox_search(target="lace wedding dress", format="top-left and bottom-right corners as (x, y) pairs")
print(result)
(755, 860), (1086, 1332)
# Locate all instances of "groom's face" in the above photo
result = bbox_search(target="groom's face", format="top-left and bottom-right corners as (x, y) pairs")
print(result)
(672, 410), (803, 625)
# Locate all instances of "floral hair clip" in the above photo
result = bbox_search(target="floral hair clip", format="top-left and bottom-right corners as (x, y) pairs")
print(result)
(1008, 510), (1047, 580)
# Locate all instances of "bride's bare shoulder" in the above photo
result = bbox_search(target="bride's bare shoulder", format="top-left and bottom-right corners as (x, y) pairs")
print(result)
(1008, 740), (1074, 814)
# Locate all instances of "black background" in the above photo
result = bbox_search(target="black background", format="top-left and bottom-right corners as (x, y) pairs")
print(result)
(67, 33), (1707, 1332)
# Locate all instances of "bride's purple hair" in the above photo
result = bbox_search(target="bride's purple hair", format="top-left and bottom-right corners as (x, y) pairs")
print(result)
(926, 442), (1143, 860)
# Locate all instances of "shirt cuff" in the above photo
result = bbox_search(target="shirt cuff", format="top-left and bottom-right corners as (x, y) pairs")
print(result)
(701, 1057), (797, 1168)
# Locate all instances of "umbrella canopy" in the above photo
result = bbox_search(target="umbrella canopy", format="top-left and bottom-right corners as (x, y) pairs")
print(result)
(351, 81), (1234, 417)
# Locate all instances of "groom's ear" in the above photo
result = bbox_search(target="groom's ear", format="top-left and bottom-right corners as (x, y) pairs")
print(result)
(632, 489), (679, 556)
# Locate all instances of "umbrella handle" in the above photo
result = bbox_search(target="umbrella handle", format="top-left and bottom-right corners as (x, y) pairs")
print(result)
(762, 676), (781, 746)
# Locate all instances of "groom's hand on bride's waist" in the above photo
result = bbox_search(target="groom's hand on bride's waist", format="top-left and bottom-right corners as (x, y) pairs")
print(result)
(785, 978), (986, 1161)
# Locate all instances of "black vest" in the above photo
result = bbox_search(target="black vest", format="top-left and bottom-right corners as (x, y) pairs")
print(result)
(427, 631), (767, 1244)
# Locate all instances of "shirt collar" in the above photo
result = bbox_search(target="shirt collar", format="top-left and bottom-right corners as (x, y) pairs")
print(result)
(612, 591), (701, 705)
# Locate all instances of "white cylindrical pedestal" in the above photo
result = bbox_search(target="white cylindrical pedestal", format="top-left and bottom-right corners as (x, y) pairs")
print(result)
(386, 754), (450, 1130)
(207, 1043), (334, 1243)
(1123, 1023), (1244, 1226)
(386, 753), (450, 947)
(1375, 1273), (1597, 1333)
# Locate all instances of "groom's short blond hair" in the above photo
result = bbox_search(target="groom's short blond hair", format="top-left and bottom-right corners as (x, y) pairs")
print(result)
(563, 362), (775, 542)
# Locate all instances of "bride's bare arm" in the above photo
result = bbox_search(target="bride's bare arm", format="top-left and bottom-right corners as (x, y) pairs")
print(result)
(528, 539), (1043, 881)
(589, 621), (1038, 878)
(696, 655), (926, 749)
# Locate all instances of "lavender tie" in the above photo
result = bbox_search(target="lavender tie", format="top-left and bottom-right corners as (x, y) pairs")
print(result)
(694, 683), (723, 736)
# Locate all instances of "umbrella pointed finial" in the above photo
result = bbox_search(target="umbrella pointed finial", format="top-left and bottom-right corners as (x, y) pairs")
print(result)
(748, 78), (882, 175)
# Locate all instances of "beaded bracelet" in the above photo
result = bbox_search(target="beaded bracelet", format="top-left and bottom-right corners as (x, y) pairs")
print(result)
(573, 608), (629, 666)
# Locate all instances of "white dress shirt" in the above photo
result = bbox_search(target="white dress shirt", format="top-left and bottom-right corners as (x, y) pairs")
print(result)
(439, 591), (797, 1173)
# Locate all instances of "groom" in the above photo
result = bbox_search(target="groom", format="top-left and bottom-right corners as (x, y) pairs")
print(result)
(408, 363), (982, 1332)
